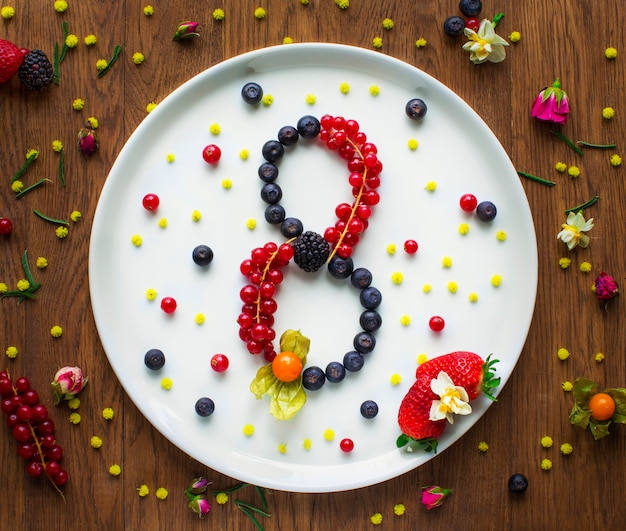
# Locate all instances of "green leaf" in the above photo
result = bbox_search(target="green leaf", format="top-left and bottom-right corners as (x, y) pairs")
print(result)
(572, 377), (597, 405)
(250, 364), (279, 399)
(278, 329), (310, 362)
(396, 434), (410, 448)
(569, 403), (591, 429)
(589, 420), (611, 440)
(269, 382), (306, 420)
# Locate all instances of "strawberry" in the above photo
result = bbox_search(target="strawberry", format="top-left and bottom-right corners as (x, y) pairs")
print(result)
(397, 352), (499, 452)
(0, 39), (25, 84)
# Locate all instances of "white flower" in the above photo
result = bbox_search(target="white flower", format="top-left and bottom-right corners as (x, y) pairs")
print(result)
(557, 211), (594, 250)
(429, 371), (472, 424)
(462, 19), (509, 64)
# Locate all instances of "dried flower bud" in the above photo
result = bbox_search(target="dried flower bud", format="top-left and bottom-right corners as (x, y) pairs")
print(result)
(173, 21), (200, 40)
(78, 128), (99, 155)
(420, 485), (451, 510)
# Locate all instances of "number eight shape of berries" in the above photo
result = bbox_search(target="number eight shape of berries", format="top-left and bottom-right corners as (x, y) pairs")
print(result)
(237, 109), (384, 393)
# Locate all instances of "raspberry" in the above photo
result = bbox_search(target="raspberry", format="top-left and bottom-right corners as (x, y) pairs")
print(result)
(17, 49), (53, 90)
(292, 231), (330, 272)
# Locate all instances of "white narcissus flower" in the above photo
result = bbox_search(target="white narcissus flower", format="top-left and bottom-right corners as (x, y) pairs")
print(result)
(429, 371), (472, 424)
(462, 19), (509, 64)
(557, 211), (594, 250)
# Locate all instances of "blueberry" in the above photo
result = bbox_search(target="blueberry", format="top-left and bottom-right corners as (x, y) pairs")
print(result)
(297, 115), (321, 139)
(325, 361), (346, 383)
(302, 366), (326, 390)
(264, 204), (285, 224)
(278, 125), (299, 147)
(360, 286), (382, 309)
(328, 255), (354, 279)
(443, 15), (466, 37)
(405, 98), (428, 120)
(144, 349), (165, 370)
(350, 267), (373, 289)
(280, 217), (303, 238)
(241, 82), (263, 104)
(459, 0), (482, 17)
(343, 350), (365, 372)
(258, 162), (279, 183)
(260, 182), (283, 204)
(262, 140), (285, 163)
(360, 400), (379, 419)
(194, 397), (215, 417)
(508, 473), (528, 493)
(476, 200), (497, 222)
(192, 245), (214, 266)
(354, 332), (376, 354)
(359, 310), (382, 332)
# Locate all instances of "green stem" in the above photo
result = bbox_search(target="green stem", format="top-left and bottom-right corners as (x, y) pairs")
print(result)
(492, 12), (504, 28)
(97, 44), (122, 78)
(33, 210), (69, 226)
(517, 170), (556, 186)
(11, 153), (38, 183)
(59, 21), (69, 63)
(53, 42), (60, 84)
(59, 150), (66, 186)
(255, 486), (268, 512)
(15, 179), (50, 199)
(21, 250), (40, 288)
(565, 195), (599, 214)
(577, 141), (617, 150)
(551, 130), (584, 156)
(236, 504), (264, 531)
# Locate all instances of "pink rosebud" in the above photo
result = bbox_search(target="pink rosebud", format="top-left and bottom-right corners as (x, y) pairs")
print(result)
(531, 78), (570, 125)
(51, 366), (88, 404)
(188, 477), (211, 495)
(173, 21), (199, 40)
(77, 128), (99, 155)
(594, 272), (619, 306)
(420, 485), (451, 510)
(188, 495), (211, 517)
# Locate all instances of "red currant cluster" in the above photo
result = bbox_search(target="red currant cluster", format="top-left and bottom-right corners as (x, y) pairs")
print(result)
(238, 242), (294, 361)
(318, 114), (381, 260)
(0, 371), (68, 494)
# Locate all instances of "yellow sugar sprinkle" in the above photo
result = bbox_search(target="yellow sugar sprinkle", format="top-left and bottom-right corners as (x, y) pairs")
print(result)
(158, 218), (167, 229)
(166, 153), (175, 162)
(305, 93), (317, 104)
(56, 226), (69, 239)
(73, 98), (85, 110)
(595, 352), (605, 363)
(335, 0), (349, 8)
(560, 443), (573, 455)
(491, 274), (502, 287)
(11, 180), (23, 193)
(146, 288), (157, 301)
(390, 373), (402, 385)
(417, 353), (428, 365)
(90, 436), (103, 448)
(109, 464), (122, 476)
(17, 279), (30, 292)
(216, 492), (229, 504)
(369, 85), (380, 96)
(254, 7), (266, 19)
(137, 485), (149, 497)
(554, 161), (567, 172)
(102, 407), (114, 420)
(509, 31), (521, 43)
(567, 166), (580, 178)
(69, 412), (81, 424)
(70, 211), (82, 222)
(610, 154), (622, 167)
(1, 6), (15, 19)
(393, 504), (405, 516)
(283, 37), (293, 44)
(209, 123), (221, 135)
(161, 377), (173, 390)
(132, 52), (145, 65)
(447, 281), (458, 293)
(323, 428), (335, 441)
(562, 381), (573, 391)
(382, 18), (394, 30)
(558, 257), (571, 269)
(155, 487), (168, 500)
(246, 218), (257, 230)
(195, 313), (205, 325)
(540, 435), (553, 448)
(407, 138), (419, 150)
(415, 37), (427, 48)
(221, 179), (232, 189)
(96, 59), (108, 71)
(557, 347), (570, 361)
(54, 1), (68, 13)
(68, 398), (80, 410)
(84, 35), (97, 46)
(425, 181), (437, 191)
(262, 94), (273, 106)
(391, 271), (404, 285)
(386, 243), (397, 255)
(371, 513), (383, 525)
(212, 8), (225, 21)
(50, 325), (63, 338)
(146, 102), (158, 113)
(0, 283), (7, 294)
(339, 82), (350, 94)
(400, 315), (411, 326)
(239, 149), (249, 160)
(372, 37), (383, 49)
(541, 459), (552, 471)
(477, 441), (489, 452)
(468, 292), (479, 303)
(441, 256), (452, 268)
(278, 443), (287, 454)
(496, 230), (507, 241)
(52, 140), (64, 152)
(191, 210), (202, 222)
(143, 5), (154, 16)
(458, 223), (470, 235)
(602, 107), (615, 119)
(5, 346), (18, 359)
(303, 438), (312, 450)
(243, 424), (255, 436)
(579, 261), (592, 273)
(422, 283), (432, 293)
(605, 47), (618, 59)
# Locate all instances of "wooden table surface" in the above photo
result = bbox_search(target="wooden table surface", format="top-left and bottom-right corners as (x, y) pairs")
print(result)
(1, 1), (624, 529)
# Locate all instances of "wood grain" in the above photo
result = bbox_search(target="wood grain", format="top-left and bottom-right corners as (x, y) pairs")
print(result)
(1, 1), (625, 529)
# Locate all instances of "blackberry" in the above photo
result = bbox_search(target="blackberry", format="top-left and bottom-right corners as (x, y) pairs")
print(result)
(18, 49), (53, 90)
(292, 231), (330, 272)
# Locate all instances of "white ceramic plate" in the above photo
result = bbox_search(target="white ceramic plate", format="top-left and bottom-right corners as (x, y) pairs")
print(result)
(89, 43), (537, 493)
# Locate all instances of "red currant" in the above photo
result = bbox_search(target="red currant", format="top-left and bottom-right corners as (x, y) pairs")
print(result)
(0, 217), (13, 235)
(459, 193), (478, 212)
(26, 461), (44, 478)
(16, 405), (33, 422)
(160, 297), (177, 314)
(202, 144), (222, 164)
(12, 423), (33, 443)
(21, 389), (39, 406)
(465, 17), (480, 32)
(46, 444), (63, 462)
(52, 469), (68, 486)
(403, 239), (419, 254)
(429, 315), (445, 332)
(240, 285), (258, 304)
(142, 193), (160, 211)
(45, 461), (61, 477)
(339, 438), (354, 453)
(31, 403), (48, 422)
(37, 419), (55, 435)
(210, 353), (230, 373)
(14, 377), (30, 393)
(17, 442), (36, 460)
